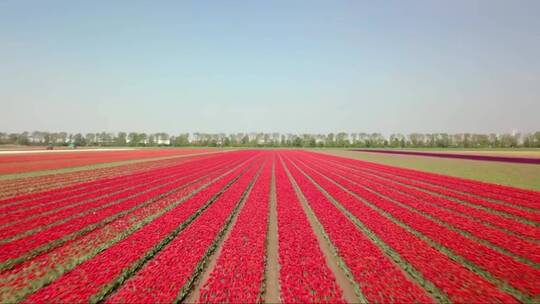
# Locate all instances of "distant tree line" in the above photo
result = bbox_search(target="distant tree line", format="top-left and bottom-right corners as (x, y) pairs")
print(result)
(2, 131), (540, 148)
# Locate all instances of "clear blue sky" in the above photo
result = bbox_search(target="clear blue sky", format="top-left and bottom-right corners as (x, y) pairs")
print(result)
(1, 0), (539, 135)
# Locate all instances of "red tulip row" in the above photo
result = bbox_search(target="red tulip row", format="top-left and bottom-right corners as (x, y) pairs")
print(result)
(0, 155), (240, 303)
(0, 155), (232, 235)
(301, 155), (540, 264)
(310, 153), (540, 238)
(199, 157), (272, 303)
(313, 159), (540, 298)
(5, 150), (538, 303)
(370, 168), (540, 223)
(274, 157), (345, 303)
(361, 167), (540, 237)
(317, 152), (540, 208)
(308, 158), (540, 301)
(283, 157), (435, 303)
(0, 148), (211, 174)
(0, 164), (217, 239)
(0, 153), (206, 200)
(353, 166), (538, 240)
(106, 158), (263, 303)
(358, 169), (540, 264)
(0, 153), (213, 209)
(0, 153), (251, 266)
(24, 156), (258, 303)
(377, 165), (540, 207)
(294, 157), (518, 303)
(392, 183), (538, 261)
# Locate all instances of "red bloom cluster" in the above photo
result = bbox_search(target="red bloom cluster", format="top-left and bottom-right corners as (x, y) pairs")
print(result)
(275, 158), (345, 303)
(0, 154), (206, 199)
(332, 164), (540, 264)
(315, 152), (540, 238)
(0, 156), (202, 216)
(0, 159), (229, 240)
(0, 155), (243, 302)
(0, 148), (211, 174)
(1, 150), (538, 303)
(294, 155), (518, 303)
(24, 155), (255, 303)
(106, 157), (262, 303)
(0, 158), (238, 264)
(284, 157), (434, 303)
(316, 161), (540, 297)
(329, 152), (540, 208)
(199, 157), (272, 303)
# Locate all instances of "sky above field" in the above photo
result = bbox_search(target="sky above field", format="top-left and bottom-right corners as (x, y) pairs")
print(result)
(1, 0), (539, 135)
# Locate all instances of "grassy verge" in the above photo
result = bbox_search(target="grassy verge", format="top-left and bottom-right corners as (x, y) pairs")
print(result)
(316, 149), (540, 191)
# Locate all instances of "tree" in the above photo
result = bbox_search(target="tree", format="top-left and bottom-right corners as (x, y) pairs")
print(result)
(409, 133), (425, 147)
(369, 133), (384, 147)
(17, 132), (30, 145)
(116, 132), (127, 146)
(127, 132), (138, 146)
(101, 132), (114, 146)
(272, 133), (281, 146)
(292, 136), (302, 147)
(357, 133), (369, 147)
(533, 131), (540, 147)
(1, 130), (537, 148)
(59, 132), (68, 145)
(488, 133), (499, 148)
(336, 132), (349, 147)
(326, 133), (335, 147)
(86, 133), (96, 146)
(43, 132), (51, 145)
(389, 134), (404, 147)
(500, 133), (518, 148)
(73, 133), (86, 146)
(174, 133), (190, 146)
(302, 134), (316, 147)
(523, 133), (533, 147)
(351, 133), (358, 145)
(436, 133), (450, 148)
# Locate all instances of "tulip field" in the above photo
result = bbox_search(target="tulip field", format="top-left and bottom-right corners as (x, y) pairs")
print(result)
(351, 149), (540, 164)
(0, 148), (212, 174)
(0, 149), (538, 303)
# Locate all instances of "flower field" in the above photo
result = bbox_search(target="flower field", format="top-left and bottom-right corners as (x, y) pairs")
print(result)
(351, 149), (540, 164)
(0, 150), (538, 303)
(0, 148), (212, 174)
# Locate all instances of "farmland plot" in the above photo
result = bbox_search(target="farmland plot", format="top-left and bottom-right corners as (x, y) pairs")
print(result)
(0, 150), (538, 303)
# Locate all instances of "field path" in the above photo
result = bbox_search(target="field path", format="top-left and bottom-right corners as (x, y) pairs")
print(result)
(351, 149), (540, 164)
(264, 159), (281, 303)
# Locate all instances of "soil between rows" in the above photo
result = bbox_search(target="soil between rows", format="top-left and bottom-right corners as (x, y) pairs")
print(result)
(264, 160), (281, 303)
(281, 157), (359, 303)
